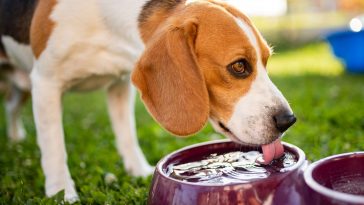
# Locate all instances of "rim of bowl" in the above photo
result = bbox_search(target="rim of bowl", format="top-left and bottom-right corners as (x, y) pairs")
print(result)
(304, 152), (364, 203)
(156, 139), (306, 187)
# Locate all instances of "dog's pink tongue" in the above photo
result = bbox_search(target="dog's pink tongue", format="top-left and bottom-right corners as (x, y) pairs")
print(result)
(261, 139), (284, 164)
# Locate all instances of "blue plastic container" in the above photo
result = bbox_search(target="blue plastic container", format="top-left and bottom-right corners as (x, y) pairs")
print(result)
(326, 30), (364, 73)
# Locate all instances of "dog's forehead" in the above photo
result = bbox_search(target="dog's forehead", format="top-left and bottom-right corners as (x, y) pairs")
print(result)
(190, 2), (271, 65)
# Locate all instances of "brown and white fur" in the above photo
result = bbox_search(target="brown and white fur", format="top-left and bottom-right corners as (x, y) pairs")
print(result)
(0, 0), (295, 202)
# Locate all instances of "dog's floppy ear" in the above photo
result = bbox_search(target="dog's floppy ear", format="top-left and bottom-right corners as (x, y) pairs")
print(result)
(132, 19), (209, 136)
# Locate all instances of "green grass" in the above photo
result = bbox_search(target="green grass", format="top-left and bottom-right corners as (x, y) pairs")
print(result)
(1, 42), (364, 204)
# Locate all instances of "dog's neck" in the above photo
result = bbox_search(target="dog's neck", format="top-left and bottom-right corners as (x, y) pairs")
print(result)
(97, 0), (185, 44)
(99, 0), (185, 42)
(97, 0), (148, 38)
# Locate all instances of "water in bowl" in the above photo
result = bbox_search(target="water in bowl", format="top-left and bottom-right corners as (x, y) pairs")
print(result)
(166, 151), (297, 185)
(331, 175), (364, 195)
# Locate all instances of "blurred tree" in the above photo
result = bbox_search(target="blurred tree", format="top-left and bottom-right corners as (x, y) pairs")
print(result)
(288, 0), (364, 14)
(338, 0), (364, 13)
(287, 0), (307, 13)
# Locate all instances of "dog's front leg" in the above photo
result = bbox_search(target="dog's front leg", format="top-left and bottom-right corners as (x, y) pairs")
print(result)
(107, 78), (154, 176)
(31, 70), (78, 203)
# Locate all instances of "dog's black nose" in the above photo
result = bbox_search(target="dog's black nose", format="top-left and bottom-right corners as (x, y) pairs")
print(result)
(273, 113), (296, 133)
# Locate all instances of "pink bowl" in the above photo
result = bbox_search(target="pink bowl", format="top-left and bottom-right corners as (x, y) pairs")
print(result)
(148, 139), (308, 205)
(304, 152), (364, 205)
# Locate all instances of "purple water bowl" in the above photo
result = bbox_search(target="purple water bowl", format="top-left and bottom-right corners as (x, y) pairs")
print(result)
(148, 139), (308, 205)
(304, 152), (364, 205)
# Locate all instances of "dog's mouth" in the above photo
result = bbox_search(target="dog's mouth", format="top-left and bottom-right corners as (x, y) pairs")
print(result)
(218, 121), (241, 143)
(217, 121), (284, 164)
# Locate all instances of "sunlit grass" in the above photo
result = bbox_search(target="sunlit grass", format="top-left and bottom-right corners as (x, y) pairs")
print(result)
(268, 42), (343, 75)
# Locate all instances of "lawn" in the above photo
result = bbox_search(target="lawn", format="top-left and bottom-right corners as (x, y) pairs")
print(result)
(0, 42), (363, 204)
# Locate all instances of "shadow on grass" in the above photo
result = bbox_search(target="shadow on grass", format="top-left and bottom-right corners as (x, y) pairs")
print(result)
(0, 73), (363, 204)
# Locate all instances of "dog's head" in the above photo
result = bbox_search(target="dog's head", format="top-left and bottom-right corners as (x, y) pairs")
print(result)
(132, 0), (296, 146)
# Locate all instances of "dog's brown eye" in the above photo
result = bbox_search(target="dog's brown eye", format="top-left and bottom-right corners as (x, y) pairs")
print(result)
(232, 62), (245, 73)
(227, 59), (251, 78)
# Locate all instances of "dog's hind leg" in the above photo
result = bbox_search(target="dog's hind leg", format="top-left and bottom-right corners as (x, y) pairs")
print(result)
(107, 78), (154, 177)
(1, 41), (31, 142)
(31, 68), (79, 203)
(4, 84), (29, 142)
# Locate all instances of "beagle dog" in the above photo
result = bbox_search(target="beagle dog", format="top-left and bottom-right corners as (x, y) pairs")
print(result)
(0, 0), (296, 202)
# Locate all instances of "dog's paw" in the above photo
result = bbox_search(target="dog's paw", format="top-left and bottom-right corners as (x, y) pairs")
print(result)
(64, 193), (79, 204)
(47, 189), (79, 204)
(45, 176), (79, 203)
(46, 181), (65, 197)
(127, 164), (155, 177)
(8, 127), (26, 142)
(46, 186), (79, 204)
(65, 177), (79, 203)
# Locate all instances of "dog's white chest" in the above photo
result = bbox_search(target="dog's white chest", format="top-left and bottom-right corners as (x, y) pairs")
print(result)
(34, 0), (147, 91)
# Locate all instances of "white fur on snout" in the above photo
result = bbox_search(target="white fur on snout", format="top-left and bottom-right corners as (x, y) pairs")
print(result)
(226, 18), (292, 145)
(227, 66), (291, 144)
